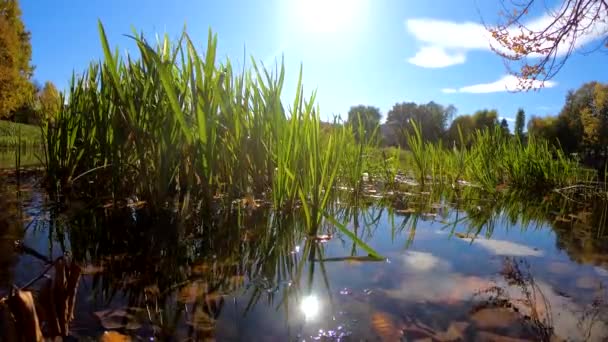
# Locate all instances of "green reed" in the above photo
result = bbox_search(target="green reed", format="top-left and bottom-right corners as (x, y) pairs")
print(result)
(42, 22), (369, 237)
(402, 121), (590, 193)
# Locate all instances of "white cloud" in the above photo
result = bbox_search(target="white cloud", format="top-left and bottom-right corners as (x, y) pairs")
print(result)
(458, 236), (543, 257)
(408, 46), (466, 68)
(405, 4), (608, 68)
(500, 117), (516, 123)
(401, 251), (447, 272)
(406, 19), (492, 50)
(443, 75), (557, 94)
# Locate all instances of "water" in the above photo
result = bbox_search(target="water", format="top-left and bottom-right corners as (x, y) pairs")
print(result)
(1, 175), (608, 341)
(0, 147), (42, 169)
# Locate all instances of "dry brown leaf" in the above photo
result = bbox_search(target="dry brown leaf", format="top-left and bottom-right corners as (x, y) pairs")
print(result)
(476, 331), (532, 342)
(471, 308), (520, 329)
(371, 311), (402, 341)
(312, 234), (332, 242)
(7, 289), (44, 342)
(403, 319), (469, 341)
(82, 264), (105, 275)
(100, 331), (132, 342)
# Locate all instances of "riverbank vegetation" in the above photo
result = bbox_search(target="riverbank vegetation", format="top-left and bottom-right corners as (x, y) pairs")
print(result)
(36, 21), (603, 224)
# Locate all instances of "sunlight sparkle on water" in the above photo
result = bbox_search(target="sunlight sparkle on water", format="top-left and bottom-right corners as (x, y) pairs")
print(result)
(300, 295), (321, 320)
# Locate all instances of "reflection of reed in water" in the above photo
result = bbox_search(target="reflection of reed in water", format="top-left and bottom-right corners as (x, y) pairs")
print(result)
(473, 257), (608, 341)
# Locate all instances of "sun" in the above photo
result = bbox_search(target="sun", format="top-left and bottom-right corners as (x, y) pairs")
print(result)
(292, 0), (368, 34)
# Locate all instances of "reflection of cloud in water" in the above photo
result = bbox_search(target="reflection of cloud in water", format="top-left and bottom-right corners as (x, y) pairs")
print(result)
(384, 272), (490, 304)
(462, 238), (543, 257)
(387, 251), (492, 304)
(401, 251), (447, 272)
(594, 266), (608, 277)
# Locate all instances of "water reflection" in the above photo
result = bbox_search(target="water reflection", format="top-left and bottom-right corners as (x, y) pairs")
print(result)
(2, 177), (608, 340)
(300, 295), (320, 321)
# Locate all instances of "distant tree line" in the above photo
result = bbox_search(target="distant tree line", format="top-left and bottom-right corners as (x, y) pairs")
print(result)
(345, 103), (514, 148)
(0, 0), (60, 124)
(528, 82), (608, 167)
(345, 81), (608, 167)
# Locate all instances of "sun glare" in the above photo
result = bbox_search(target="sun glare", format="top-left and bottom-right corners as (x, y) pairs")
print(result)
(300, 295), (321, 320)
(293, 0), (367, 33)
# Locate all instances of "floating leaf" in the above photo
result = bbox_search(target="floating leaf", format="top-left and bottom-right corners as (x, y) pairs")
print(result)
(312, 234), (332, 242)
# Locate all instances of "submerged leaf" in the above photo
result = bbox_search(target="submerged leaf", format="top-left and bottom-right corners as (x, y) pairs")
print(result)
(371, 311), (402, 341)
(7, 290), (43, 342)
(100, 331), (131, 342)
(94, 308), (142, 330)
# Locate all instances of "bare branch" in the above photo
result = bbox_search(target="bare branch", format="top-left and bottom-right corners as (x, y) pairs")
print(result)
(487, 0), (608, 89)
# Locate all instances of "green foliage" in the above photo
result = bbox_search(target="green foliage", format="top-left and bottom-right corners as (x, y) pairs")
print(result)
(43, 23), (366, 237)
(528, 82), (608, 159)
(38, 81), (61, 122)
(386, 101), (455, 147)
(500, 118), (510, 134)
(515, 108), (525, 141)
(446, 109), (500, 147)
(0, 0), (34, 118)
(346, 105), (380, 143)
(403, 122), (588, 192)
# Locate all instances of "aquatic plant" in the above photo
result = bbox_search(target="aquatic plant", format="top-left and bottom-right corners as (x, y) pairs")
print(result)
(401, 121), (591, 193)
(43, 23), (351, 220)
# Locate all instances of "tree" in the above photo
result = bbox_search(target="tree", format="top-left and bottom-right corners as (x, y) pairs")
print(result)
(347, 105), (381, 142)
(386, 101), (455, 147)
(446, 115), (475, 147)
(39, 81), (61, 121)
(488, 0), (608, 87)
(472, 109), (499, 130)
(500, 118), (510, 135)
(446, 109), (501, 147)
(515, 108), (525, 140)
(0, 0), (34, 118)
(525, 81), (608, 160)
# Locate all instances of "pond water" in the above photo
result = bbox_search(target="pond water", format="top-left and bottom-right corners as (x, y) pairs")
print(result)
(1, 174), (608, 341)
(0, 147), (42, 169)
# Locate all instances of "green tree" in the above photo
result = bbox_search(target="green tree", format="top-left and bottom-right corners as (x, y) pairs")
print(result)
(472, 109), (499, 130)
(0, 0), (34, 118)
(347, 105), (381, 142)
(500, 118), (510, 135)
(446, 114), (475, 148)
(515, 108), (525, 141)
(39, 81), (60, 121)
(386, 101), (455, 147)
(527, 116), (558, 143)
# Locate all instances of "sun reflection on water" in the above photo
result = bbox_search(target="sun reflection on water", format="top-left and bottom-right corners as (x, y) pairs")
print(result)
(300, 295), (321, 321)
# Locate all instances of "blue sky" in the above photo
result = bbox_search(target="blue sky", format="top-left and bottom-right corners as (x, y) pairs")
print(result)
(21, 0), (608, 125)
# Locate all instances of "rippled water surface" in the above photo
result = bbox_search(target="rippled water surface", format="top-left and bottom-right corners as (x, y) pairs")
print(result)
(1, 174), (608, 341)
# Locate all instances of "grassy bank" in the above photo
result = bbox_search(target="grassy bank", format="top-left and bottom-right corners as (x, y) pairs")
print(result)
(0, 120), (42, 148)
